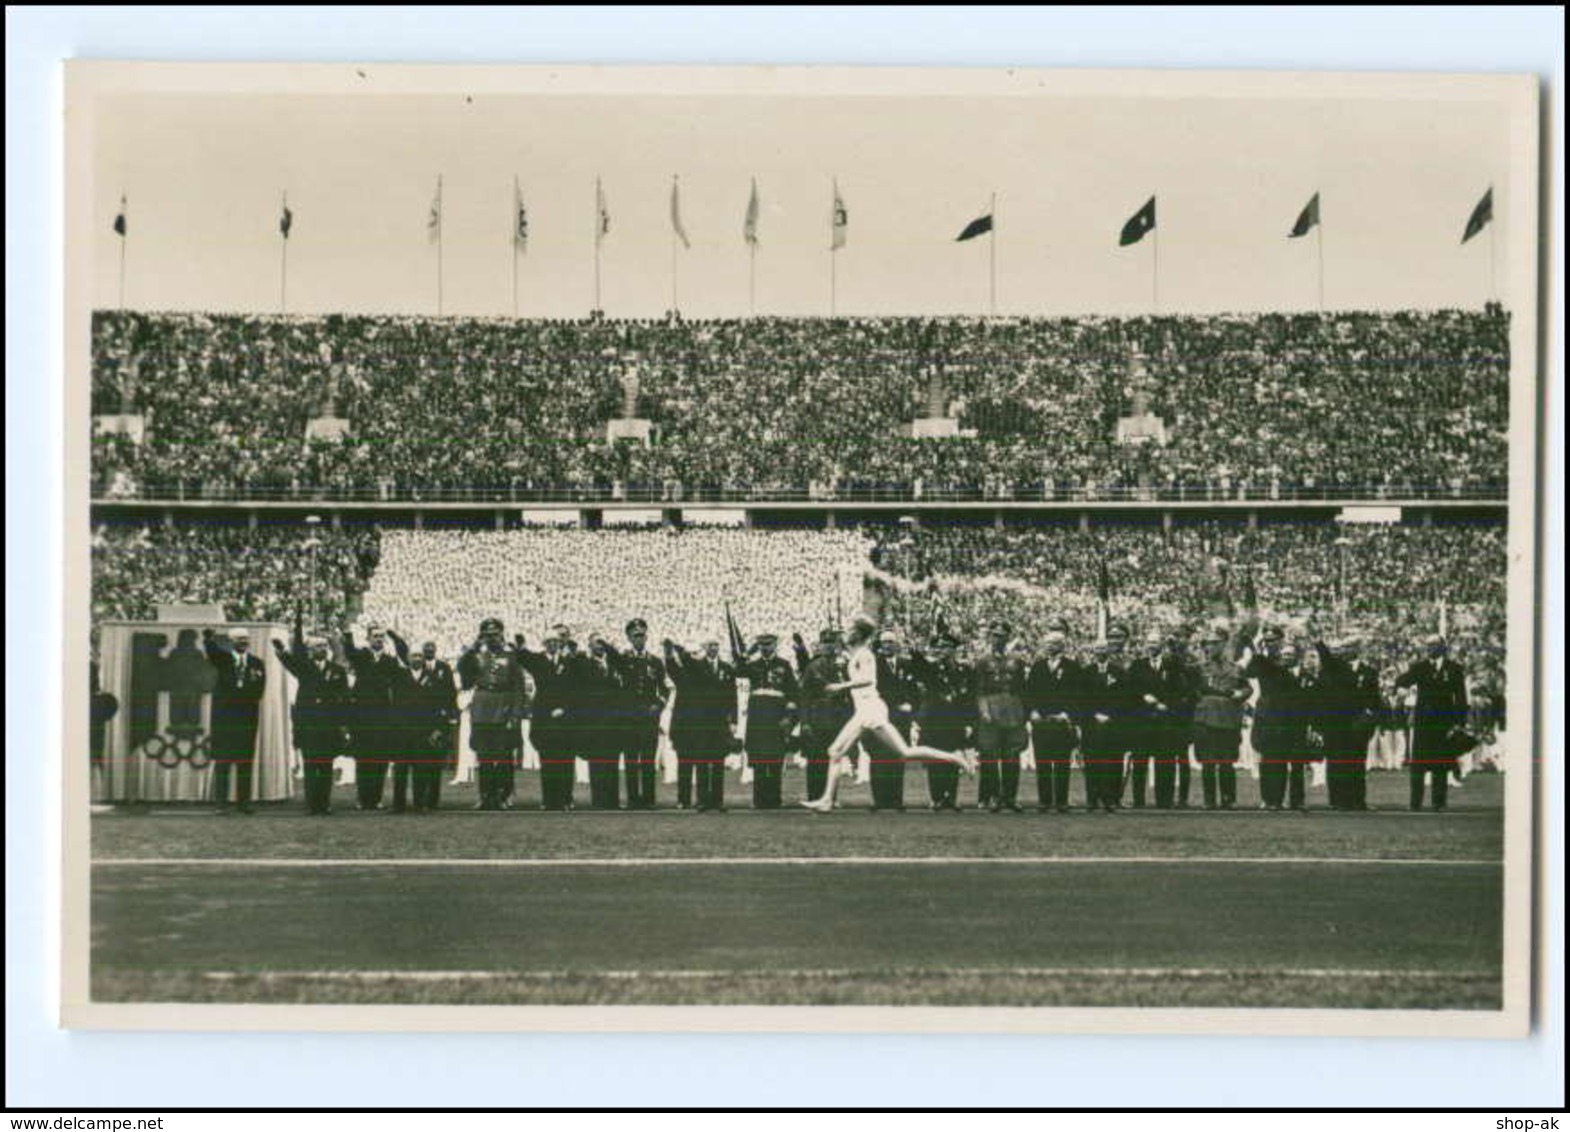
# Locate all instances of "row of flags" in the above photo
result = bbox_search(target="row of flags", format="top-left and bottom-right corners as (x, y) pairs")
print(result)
(110, 183), (1498, 249)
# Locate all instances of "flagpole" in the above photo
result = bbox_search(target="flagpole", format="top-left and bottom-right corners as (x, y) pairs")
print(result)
(435, 174), (444, 318)
(1151, 220), (1160, 315)
(1487, 211), (1497, 306)
(593, 176), (603, 315)
(749, 240), (757, 317)
(511, 176), (519, 319)
(830, 249), (837, 317)
(117, 195), (127, 310)
(280, 191), (289, 315)
(1316, 205), (1326, 313)
(988, 192), (998, 317)
(671, 176), (680, 315)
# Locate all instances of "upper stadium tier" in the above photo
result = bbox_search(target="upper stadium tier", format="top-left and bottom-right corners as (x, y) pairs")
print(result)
(90, 308), (1508, 505)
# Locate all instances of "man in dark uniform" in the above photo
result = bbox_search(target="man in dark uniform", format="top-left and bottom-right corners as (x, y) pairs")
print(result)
(579, 633), (625, 809)
(1394, 635), (1470, 812)
(973, 621), (1030, 813)
(515, 626), (582, 812)
(416, 640), (461, 779)
(1026, 628), (1083, 814)
(1244, 627), (1305, 812)
(457, 618), (528, 811)
(795, 629), (852, 806)
(909, 632), (974, 811)
(869, 630), (921, 812)
(1080, 625), (1135, 813)
(396, 642), (459, 812)
(738, 633), (800, 810)
(1315, 634), (1383, 811)
(1192, 618), (1251, 809)
(342, 623), (407, 811)
(203, 626), (266, 814)
(90, 655), (119, 778)
(272, 614), (350, 815)
(665, 637), (736, 812)
(610, 618), (668, 810)
(1126, 629), (1200, 809)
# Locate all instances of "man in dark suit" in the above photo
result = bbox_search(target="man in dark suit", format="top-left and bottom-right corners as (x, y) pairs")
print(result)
(1026, 628), (1083, 814)
(909, 633), (974, 812)
(973, 621), (1030, 814)
(515, 627), (582, 812)
(1127, 630), (1200, 809)
(611, 618), (668, 810)
(869, 630), (920, 812)
(396, 642), (458, 812)
(415, 639), (461, 779)
(1315, 635), (1384, 811)
(1394, 636), (1470, 812)
(272, 615), (350, 815)
(796, 629), (851, 807)
(1079, 625), (1135, 813)
(580, 633), (625, 809)
(203, 626), (266, 813)
(1243, 625), (1304, 812)
(665, 637), (736, 812)
(1192, 618), (1251, 810)
(342, 623), (408, 811)
(458, 618), (528, 811)
(738, 633), (800, 811)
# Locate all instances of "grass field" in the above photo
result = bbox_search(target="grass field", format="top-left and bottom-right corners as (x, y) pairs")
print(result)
(91, 768), (1505, 1009)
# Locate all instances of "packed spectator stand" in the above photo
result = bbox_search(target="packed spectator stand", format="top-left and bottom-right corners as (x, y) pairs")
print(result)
(90, 308), (1509, 505)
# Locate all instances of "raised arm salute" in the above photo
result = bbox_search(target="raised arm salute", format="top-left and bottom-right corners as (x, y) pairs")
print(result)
(273, 612), (349, 815)
(1394, 636), (1469, 812)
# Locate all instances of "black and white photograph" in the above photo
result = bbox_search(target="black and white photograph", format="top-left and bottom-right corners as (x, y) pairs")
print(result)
(60, 59), (1541, 1035)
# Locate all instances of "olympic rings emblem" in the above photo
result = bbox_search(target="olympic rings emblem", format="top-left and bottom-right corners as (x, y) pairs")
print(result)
(140, 732), (213, 770)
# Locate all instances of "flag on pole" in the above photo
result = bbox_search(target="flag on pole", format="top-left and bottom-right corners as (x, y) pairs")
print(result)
(744, 178), (760, 246)
(514, 181), (528, 252)
(956, 213), (994, 242)
(1461, 186), (1493, 244)
(1119, 196), (1156, 246)
(427, 177), (442, 242)
(113, 195), (127, 237)
(1096, 554), (1112, 641)
(595, 178), (611, 245)
(670, 177), (690, 249)
(279, 201), (293, 239)
(724, 600), (747, 665)
(830, 180), (848, 250)
(1288, 192), (1320, 238)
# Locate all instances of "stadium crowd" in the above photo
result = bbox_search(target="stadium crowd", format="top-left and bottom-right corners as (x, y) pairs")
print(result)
(91, 516), (1507, 815)
(90, 309), (1508, 503)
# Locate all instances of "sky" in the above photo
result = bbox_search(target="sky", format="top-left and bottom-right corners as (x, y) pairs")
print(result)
(90, 78), (1516, 319)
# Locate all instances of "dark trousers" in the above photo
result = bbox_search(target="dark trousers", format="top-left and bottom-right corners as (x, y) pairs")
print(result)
(1259, 758), (1308, 809)
(392, 760), (413, 811)
(1130, 748), (1182, 808)
(1326, 751), (1369, 809)
(677, 760), (695, 807)
(1409, 763), (1451, 810)
(538, 750), (576, 811)
(1032, 723), (1076, 811)
(475, 755), (515, 810)
(412, 760), (443, 810)
(1194, 725), (1240, 808)
(978, 751), (1020, 808)
(751, 760), (784, 809)
(927, 760), (961, 808)
(695, 762), (726, 811)
(804, 746), (831, 803)
(587, 758), (621, 809)
(868, 726), (909, 810)
(211, 754), (255, 808)
(301, 753), (335, 813)
(1081, 725), (1125, 809)
(623, 720), (660, 809)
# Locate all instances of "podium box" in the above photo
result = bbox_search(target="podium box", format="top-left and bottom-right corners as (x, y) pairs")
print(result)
(94, 413), (146, 443)
(606, 418), (653, 445)
(305, 416), (351, 441)
(906, 418), (961, 439)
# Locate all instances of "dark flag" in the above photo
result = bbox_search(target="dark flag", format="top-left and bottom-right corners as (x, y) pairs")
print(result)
(1096, 554), (1112, 642)
(724, 600), (746, 665)
(113, 196), (127, 237)
(1462, 187), (1493, 244)
(1119, 196), (1156, 246)
(1289, 192), (1320, 238)
(279, 205), (294, 239)
(956, 214), (993, 242)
